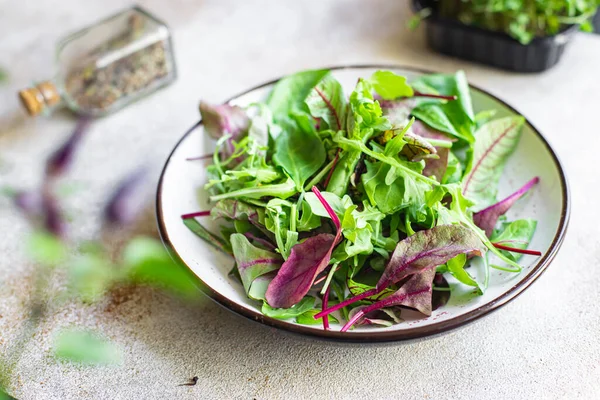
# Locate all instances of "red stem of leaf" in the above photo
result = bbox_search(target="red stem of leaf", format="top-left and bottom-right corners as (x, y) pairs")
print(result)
(323, 149), (340, 189)
(313, 288), (378, 319)
(181, 211), (211, 219)
(311, 186), (340, 230)
(413, 91), (458, 101)
(322, 286), (331, 330)
(492, 243), (542, 256)
(315, 87), (342, 130)
(340, 289), (430, 332)
(186, 154), (214, 161)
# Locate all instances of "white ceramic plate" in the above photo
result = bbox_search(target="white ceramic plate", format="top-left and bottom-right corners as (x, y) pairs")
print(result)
(156, 66), (569, 342)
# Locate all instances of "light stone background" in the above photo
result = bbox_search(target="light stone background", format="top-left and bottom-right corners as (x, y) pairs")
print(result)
(1, 1), (599, 399)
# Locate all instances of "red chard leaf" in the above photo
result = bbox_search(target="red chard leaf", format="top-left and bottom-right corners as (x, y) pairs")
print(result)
(473, 177), (539, 237)
(376, 224), (486, 291)
(265, 233), (336, 308)
(411, 120), (454, 182)
(314, 224), (485, 320)
(199, 101), (249, 141)
(265, 187), (342, 309)
(230, 233), (282, 299)
(341, 268), (436, 332)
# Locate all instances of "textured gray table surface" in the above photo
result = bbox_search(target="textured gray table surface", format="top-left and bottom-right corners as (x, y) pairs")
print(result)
(1, 1), (599, 399)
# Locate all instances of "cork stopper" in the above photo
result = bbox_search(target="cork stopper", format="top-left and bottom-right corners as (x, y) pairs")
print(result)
(19, 81), (61, 116)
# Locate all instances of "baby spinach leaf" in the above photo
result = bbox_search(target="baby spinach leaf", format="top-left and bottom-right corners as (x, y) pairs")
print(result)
(273, 119), (326, 190)
(267, 69), (330, 120)
(463, 116), (525, 209)
(473, 177), (539, 237)
(247, 273), (276, 301)
(297, 199), (322, 231)
(410, 71), (475, 143)
(305, 73), (347, 131)
(446, 253), (482, 294)
(230, 233), (283, 297)
(261, 296), (315, 319)
(183, 217), (231, 255)
(368, 70), (414, 100)
(296, 309), (339, 325)
(491, 219), (538, 262)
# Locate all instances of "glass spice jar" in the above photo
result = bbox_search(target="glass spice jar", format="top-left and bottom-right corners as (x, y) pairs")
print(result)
(19, 6), (176, 117)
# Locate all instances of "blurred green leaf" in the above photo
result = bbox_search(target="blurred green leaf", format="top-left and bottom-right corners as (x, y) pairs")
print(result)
(0, 68), (7, 83)
(68, 253), (115, 302)
(27, 231), (67, 266)
(122, 237), (198, 298)
(54, 329), (121, 365)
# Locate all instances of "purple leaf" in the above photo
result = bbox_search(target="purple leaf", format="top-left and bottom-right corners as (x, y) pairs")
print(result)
(46, 118), (91, 178)
(411, 120), (454, 182)
(42, 189), (65, 237)
(314, 224), (485, 319)
(199, 101), (249, 159)
(265, 233), (336, 308)
(104, 168), (150, 225)
(473, 177), (539, 237)
(13, 190), (43, 216)
(210, 199), (269, 236)
(341, 268), (436, 331)
(230, 233), (283, 298)
(432, 273), (450, 310)
(265, 187), (341, 309)
(380, 98), (417, 127)
(376, 224), (486, 292)
(348, 306), (403, 327)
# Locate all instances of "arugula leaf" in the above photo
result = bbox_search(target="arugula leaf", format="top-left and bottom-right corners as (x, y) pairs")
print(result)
(273, 119), (326, 190)
(267, 69), (330, 120)
(463, 116), (525, 209)
(209, 177), (297, 202)
(326, 78), (392, 196)
(305, 73), (347, 131)
(261, 296), (315, 319)
(264, 199), (298, 259)
(230, 233), (282, 297)
(368, 70), (414, 100)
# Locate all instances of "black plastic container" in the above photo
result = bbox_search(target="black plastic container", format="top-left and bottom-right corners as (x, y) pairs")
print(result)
(412, 0), (579, 73)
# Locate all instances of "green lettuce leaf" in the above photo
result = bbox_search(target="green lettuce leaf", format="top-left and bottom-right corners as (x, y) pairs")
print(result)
(305, 73), (347, 131)
(267, 69), (330, 120)
(462, 116), (525, 209)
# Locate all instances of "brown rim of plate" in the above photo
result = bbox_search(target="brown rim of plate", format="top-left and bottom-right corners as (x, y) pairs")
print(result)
(155, 64), (570, 343)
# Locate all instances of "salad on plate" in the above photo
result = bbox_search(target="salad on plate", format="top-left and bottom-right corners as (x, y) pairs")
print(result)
(181, 69), (541, 331)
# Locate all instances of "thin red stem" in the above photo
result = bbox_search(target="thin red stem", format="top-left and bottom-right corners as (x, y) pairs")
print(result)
(186, 154), (214, 161)
(413, 91), (457, 101)
(311, 186), (340, 229)
(323, 149), (340, 189)
(322, 286), (331, 330)
(313, 288), (378, 319)
(181, 211), (211, 219)
(492, 243), (542, 256)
